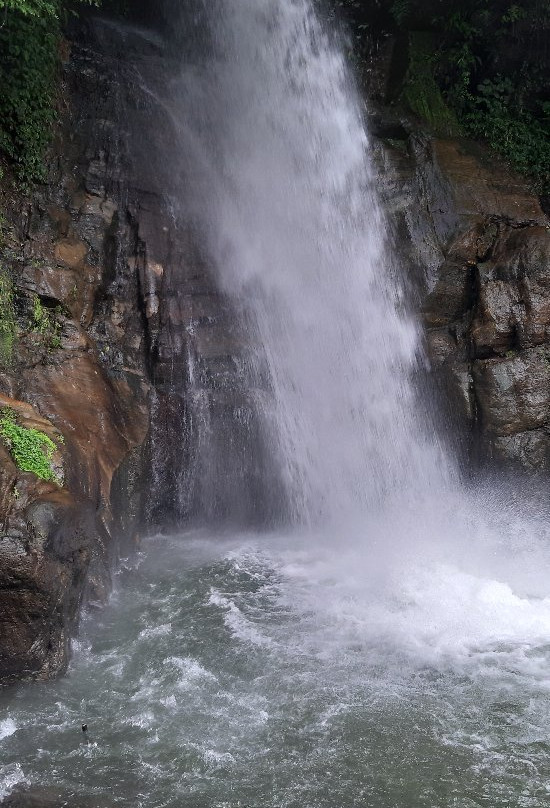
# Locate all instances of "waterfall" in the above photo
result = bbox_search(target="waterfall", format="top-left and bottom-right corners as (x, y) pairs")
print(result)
(172, 0), (451, 527)
(5, 4), (550, 806)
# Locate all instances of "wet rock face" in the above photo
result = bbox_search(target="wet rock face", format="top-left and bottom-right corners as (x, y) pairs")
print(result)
(0, 12), (283, 684)
(376, 128), (550, 470)
(0, 29), (154, 685)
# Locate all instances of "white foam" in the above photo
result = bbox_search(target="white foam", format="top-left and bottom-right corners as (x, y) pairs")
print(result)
(220, 527), (550, 688)
(0, 718), (16, 741)
(139, 623), (172, 639)
(0, 764), (26, 800)
(166, 656), (218, 687)
(208, 588), (274, 648)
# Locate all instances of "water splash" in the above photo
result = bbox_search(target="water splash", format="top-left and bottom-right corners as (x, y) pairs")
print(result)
(175, 0), (451, 526)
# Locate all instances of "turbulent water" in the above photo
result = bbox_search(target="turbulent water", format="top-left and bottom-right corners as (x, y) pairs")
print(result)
(4, 527), (550, 807)
(3, 0), (550, 806)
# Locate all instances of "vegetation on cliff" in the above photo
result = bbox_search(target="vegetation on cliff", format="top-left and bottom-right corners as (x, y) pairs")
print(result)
(1, 0), (547, 189)
(333, 0), (550, 191)
(0, 406), (61, 482)
(0, 268), (16, 365)
(0, 0), (97, 182)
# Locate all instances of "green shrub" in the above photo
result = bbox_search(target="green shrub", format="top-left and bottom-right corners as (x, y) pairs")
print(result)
(463, 77), (550, 187)
(0, 270), (16, 366)
(0, 11), (60, 182)
(330, 0), (550, 191)
(30, 294), (62, 349)
(402, 33), (461, 137)
(0, 406), (61, 482)
(0, 0), (99, 183)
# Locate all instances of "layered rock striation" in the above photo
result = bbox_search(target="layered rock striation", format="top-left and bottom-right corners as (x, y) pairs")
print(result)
(370, 77), (550, 471)
(0, 24), (155, 685)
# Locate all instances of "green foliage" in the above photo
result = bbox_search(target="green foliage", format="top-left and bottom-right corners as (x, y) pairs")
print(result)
(0, 269), (16, 366)
(0, 0), (61, 15)
(0, 406), (60, 482)
(0, 0), (100, 182)
(0, 11), (59, 182)
(0, 0), (98, 18)
(463, 77), (550, 184)
(30, 294), (62, 349)
(402, 33), (460, 137)
(331, 0), (550, 190)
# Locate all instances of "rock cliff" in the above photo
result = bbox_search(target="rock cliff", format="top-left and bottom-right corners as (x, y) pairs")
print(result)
(368, 45), (550, 471)
(0, 11), (279, 686)
(0, 25), (155, 685)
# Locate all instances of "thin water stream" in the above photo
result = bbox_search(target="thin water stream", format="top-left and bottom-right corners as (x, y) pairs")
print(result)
(2, 1), (550, 806)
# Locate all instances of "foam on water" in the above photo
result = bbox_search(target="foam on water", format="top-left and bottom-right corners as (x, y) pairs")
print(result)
(4, 532), (550, 806)
(0, 718), (16, 741)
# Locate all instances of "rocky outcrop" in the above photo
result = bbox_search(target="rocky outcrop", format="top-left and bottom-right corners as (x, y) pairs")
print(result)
(371, 98), (550, 471)
(0, 29), (155, 685)
(0, 10), (282, 684)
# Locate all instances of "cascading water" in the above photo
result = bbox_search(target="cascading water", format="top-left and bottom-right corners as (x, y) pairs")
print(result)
(3, 2), (550, 807)
(178, 0), (452, 526)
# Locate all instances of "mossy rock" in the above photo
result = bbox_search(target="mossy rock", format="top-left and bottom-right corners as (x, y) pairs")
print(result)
(401, 32), (461, 138)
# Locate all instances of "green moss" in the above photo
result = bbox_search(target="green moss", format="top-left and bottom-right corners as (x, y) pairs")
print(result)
(0, 269), (17, 366)
(401, 33), (461, 137)
(0, 407), (60, 482)
(0, 1), (101, 183)
(0, 11), (59, 183)
(31, 294), (62, 350)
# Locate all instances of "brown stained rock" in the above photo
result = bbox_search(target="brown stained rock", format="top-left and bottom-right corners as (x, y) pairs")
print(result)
(471, 227), (550, 357)
(0, 395), (89, 683)
(392, 130), (550, 468)
(423, 259), (473, 327)
(18, 251), (100, 325)
(0, 31), (156, 686)
(78, 193), (118, 225)
(47, 204), (72, 238)
(54, 239), (88, 268)
(0, 361), (147, 684)
(21, 262), (79, 308)
(0, 393), (62, 437)
(21, 355), (148, 511)
(0, 444), (17, 524)
(427, 140), (546, 245)
(471, 277), (521, 357)
(370, 49), (550, 468)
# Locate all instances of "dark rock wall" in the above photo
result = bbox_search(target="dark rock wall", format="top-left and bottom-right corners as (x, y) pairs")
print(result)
(0, 25), (156, 685)
(0, 12), (283, 685)
(372, 116), (550, 471)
